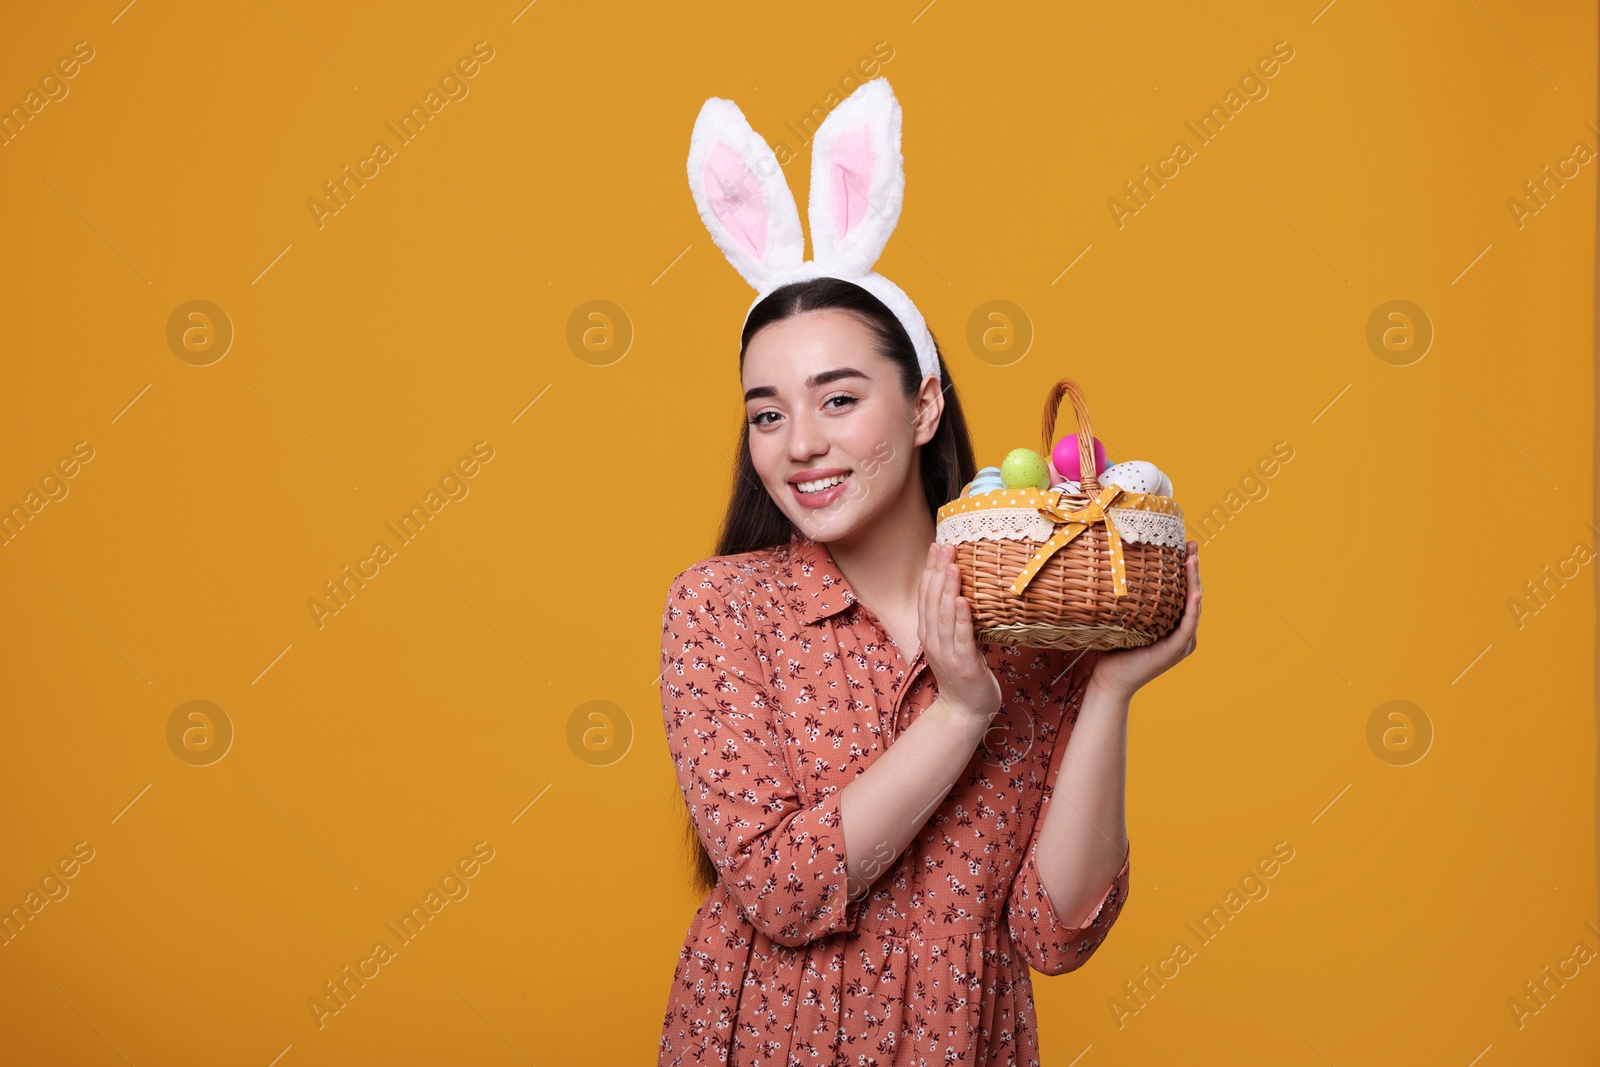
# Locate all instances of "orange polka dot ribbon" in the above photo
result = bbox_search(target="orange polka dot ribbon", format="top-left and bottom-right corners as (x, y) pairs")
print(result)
(1008, 483), (1131, 598)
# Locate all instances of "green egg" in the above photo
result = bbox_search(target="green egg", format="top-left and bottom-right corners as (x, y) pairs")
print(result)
(1000, 448), (1050, 490)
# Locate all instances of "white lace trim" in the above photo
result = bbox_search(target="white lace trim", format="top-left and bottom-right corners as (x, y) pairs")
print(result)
(1105, 508), (1188, 547)
(936, 506), (1187, 549)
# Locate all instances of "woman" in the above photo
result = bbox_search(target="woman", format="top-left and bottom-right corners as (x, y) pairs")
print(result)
(657, 275), (1203, 1066)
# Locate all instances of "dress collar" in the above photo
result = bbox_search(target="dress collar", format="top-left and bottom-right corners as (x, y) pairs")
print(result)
(781, 532), (860, 625)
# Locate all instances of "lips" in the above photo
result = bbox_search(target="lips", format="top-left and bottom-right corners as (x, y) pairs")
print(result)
(787, 463), (851, 486)
(794, 472), (847, 493)
(788, 468), (853, 508)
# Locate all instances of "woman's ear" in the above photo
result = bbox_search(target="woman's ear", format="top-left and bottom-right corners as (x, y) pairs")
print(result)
(911, 373), (944, 447)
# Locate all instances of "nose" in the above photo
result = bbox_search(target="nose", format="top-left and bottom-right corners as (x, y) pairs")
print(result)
(785, 409), (828, 464)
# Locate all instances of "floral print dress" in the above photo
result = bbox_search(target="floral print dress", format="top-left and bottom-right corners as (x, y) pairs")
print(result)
(658, 533), (1132, 1066)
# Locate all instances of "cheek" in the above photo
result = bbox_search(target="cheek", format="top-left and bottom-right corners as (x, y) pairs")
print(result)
(858, 409), (915, 469)
(844, 403), (910, 458)
(746, 432), (785, 482)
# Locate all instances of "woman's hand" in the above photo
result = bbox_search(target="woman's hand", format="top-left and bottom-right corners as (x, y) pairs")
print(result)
(1088, 540), (1203, 702)
(919, 542), (1002, 723)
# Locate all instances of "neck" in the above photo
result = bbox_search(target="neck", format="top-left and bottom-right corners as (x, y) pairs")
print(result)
(824, 481), (937, 623)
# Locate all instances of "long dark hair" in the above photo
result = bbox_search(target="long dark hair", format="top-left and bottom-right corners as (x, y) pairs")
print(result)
(681, 276), (978, 897)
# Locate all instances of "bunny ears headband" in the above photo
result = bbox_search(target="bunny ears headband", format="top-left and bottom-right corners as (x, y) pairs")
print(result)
(686, 78), (940, 382)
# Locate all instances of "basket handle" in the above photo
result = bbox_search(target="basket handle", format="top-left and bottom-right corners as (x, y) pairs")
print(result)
(1039, 379), (1099, 494)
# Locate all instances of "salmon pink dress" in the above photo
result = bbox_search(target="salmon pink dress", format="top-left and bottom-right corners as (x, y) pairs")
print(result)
(658, 533), (1131, 1066)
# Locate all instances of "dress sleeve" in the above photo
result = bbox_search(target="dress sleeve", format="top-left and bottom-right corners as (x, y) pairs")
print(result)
(1004, 652), (1132, 976)
(660, 566), (866, 948)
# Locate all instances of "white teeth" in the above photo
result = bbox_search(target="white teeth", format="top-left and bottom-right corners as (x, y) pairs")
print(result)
(797, 474), (847, 493)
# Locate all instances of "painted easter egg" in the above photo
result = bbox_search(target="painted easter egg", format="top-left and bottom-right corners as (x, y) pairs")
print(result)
(967, 466), (1006, 495)
(1000, 449), (1051, 490)
(1098, 460), (1165, 495)
(1051, 435), (1108, 483)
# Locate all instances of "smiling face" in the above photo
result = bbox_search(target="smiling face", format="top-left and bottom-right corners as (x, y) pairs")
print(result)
(741, 309), (943, 547)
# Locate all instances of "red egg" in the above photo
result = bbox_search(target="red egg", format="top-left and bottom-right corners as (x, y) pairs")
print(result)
(1051, 435), (1108, 483)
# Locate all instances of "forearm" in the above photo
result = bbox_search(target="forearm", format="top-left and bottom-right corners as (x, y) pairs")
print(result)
(838, 695), (990, 900)
(1031, 677), (1130, 927)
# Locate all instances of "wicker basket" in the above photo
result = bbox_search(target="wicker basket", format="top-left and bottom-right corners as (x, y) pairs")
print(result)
(935, 378), (1188, 650)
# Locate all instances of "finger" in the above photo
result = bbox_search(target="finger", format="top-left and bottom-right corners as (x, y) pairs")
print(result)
(934, 563), (960, 671)
(953, 595), (980, 661)
(918, 543), (938, 642)
(923, 550), (949, 662)
(1155, 588), (1200, 655)
(938, 554), (960, 653)
(1184, 542), (1201, 613)
(926, 556), (951, 664)
(1154, 613), (1192, 654)
(940, 560), (959, 639)
(1174, 591), (1200, 641)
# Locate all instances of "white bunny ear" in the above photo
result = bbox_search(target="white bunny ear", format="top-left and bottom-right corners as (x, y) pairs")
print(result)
(807, 79), (904, 276)
(686, 96), (804, 292)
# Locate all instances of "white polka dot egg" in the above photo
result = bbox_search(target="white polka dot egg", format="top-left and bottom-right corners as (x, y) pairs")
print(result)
(1098, 460), (1169, 496)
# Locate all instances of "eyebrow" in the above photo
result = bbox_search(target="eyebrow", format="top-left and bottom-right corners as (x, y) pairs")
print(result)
(744, 367), (870, 403)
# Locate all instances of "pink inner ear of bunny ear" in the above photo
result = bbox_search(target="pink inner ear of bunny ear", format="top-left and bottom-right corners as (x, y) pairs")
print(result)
(829, 124), (877, 243)
(703, 142), (768, 261)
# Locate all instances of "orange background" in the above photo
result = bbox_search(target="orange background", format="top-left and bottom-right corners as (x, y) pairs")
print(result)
(0, 1), (1595, 1064)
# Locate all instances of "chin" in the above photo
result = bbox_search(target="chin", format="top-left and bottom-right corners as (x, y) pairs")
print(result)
(793, 511), (865, 544)
(784, 491), (877, 545)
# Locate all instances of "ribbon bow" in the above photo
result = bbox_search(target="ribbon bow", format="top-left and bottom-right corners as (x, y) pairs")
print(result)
(1009, 483), (1131, 597)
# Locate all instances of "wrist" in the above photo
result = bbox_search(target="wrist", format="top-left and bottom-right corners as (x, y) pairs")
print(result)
(927, 695), (996, 741)
(1083, 674), (1134, 713)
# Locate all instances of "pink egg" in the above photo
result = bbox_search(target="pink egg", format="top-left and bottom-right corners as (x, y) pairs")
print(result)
(1051, 435), (1108, 482)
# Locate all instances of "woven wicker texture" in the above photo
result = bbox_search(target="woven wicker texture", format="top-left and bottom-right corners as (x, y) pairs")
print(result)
(937, 378), (1187, 651)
